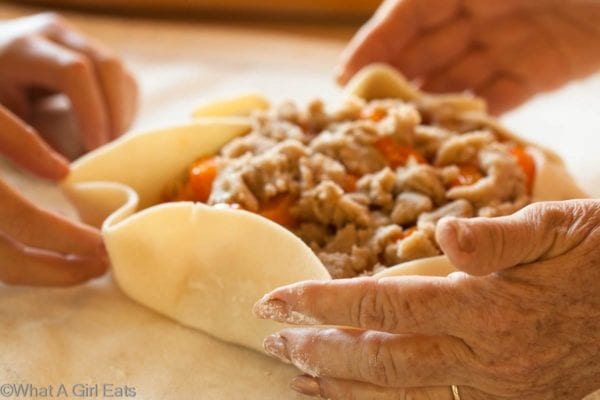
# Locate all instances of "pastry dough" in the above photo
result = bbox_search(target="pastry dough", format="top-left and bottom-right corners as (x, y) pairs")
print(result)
(63, 65), (587, 352)
(104, 203), (329, 351)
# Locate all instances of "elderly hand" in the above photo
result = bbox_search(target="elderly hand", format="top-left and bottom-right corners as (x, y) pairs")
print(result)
(0, 13), (138, 286)
(337, 0), (600, 115)
(254, 200), (600, 399)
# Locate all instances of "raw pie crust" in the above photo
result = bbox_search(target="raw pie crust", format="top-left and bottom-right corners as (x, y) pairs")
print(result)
(62, 65), (587, 352)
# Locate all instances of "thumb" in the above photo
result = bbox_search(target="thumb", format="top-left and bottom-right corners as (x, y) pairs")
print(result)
(435, 200), (598, 276)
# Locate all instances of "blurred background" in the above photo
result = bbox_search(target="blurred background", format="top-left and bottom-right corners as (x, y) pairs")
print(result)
(13, 0), (382, 21)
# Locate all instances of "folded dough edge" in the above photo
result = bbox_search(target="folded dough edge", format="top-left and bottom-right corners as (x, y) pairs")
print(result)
(62, 65), (587, 352)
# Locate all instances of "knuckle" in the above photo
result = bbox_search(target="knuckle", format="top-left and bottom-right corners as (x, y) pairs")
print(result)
(38, 12), (67, 30)
(7, 35), (35, 51)
(539, 206), (566, 229)
(91, 47), (123, 72)
(403, 280), (449, 330)
(491, 222), (518, 267)
(564, 199), (600, 238)
(352, 282), (378, 328)
(522, 202), (565, 231)
(397, 295), (419, 329)
(469, 219), (509, 266)
(62, 56), (93, 77)
(65, 56), (90, 72)
(447, 271), (472, 288)
(100, 53), (123, 69)
(289, 328), (317, 358)
(360, 333), (400, 387)
(353, 282), (398, 332)
(521, 200), (599, 258)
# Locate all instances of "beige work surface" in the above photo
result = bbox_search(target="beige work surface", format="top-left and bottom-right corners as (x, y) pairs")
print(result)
(0, 4), (599, 399)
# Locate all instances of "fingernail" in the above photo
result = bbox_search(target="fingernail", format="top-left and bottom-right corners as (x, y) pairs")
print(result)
(290, 376), (321, 397)
(454, 221), (475, 253)
(263, 334), (291, 364)
(253, 297), (290, 322)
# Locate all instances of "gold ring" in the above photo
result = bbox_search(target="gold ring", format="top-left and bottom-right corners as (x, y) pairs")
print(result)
(451, 385), (461, 400)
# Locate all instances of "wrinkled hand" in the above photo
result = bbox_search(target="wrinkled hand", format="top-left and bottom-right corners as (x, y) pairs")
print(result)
(0, 12), (138, 169)
(255, 200), (600, 399)
(337, 0), (600, 114)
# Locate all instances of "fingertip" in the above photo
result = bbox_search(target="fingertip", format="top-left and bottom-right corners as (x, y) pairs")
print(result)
(263, 332), (291, 364)
(436, 217), (474, 253)
(79, 256), (109, 282)
(25, 147), (70, 181)
(436, 217), (487, 276)
(46, 152), (70, 181)
(253, 286), (322, 325)
(336, 45), (367, 87)
(334, 64), (351, 86)
(77, 224), (109, 261)
(436, 217), (461, 257)
(252, 297), (290, 322)
(92, 240), (110, 276)
(65, 243), (110, 284)
(59, 244), (109, 284)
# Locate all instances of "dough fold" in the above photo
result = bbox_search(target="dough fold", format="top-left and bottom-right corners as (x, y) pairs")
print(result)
(63, 65), (587, 352)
